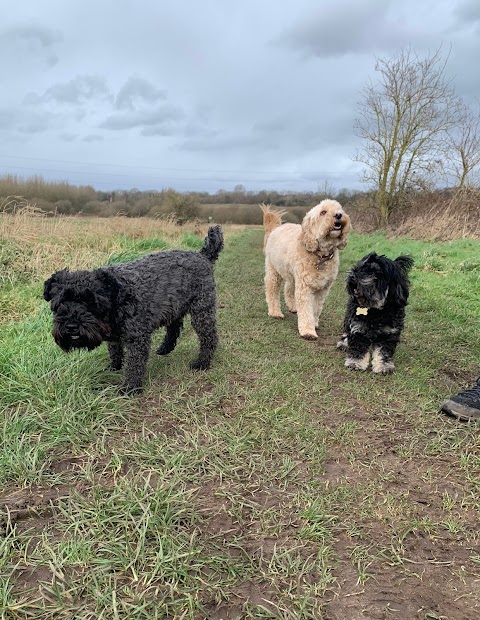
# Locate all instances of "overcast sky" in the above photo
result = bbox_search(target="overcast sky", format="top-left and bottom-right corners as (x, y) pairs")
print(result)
(1, 0), (479, 194)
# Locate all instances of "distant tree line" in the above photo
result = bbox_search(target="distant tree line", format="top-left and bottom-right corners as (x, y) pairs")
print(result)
(0, 174), (363, 223)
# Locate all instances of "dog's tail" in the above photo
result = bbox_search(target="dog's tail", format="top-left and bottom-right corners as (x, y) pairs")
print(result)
(259, 203), (287, 252)
(200, 225), (224, 263)
(394, 255), (414, 273)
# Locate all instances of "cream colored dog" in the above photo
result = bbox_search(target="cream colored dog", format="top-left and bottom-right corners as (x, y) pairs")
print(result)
(264, 199), (352, 340)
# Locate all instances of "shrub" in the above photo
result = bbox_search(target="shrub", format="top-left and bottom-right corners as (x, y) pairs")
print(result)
(165, 192), (200, 223)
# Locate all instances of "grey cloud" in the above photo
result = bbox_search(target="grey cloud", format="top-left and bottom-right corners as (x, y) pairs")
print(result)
(0, 106), (52, 134)
(17, 115), (51, 134)
(454, 0), (480, 24)
(4, 24), (62, 66)
(178, 109), (355, 163)
(145, 118), (220, 140)
(274, 0), (415, 58)
(100, 105), (185, 130)
(192, 104), (214, 125)
(178, 133), (275, 153)
(115, 76), (166, 110)
(22, 92), (43, 106)
(41, 75), (112, 105)
(0, 109), (16, 129)
(83, 134), (104, 142)
(253, 113), (354, 149)
(7, 24), (61, 48)
(74, 108), (88, 122)
(59, 132), (78, 142)
(140, 126), (177, 137)
(182, 117), (220, 140)
(253, 118), (289, 134)
(174, 106), (220, 141)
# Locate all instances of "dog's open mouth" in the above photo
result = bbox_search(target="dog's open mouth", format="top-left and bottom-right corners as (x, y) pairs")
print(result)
(329, 221), (343, 237)
(70, 335), (80, 340)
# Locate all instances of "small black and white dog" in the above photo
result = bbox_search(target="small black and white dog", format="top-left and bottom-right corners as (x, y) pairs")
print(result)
(337, 252), (414, 373)
(43, 226), (224, 395)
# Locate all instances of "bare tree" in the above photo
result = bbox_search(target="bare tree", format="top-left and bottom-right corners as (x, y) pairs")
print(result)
(354, 47), (462, 226)
(317, 179), (336, 198)
(443, 99), (480, 188)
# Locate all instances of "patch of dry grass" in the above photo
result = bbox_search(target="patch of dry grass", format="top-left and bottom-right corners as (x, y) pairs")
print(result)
(1, 206), (176, 277)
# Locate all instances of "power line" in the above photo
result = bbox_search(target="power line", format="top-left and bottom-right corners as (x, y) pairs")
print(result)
(0, 164), (358, 186)
(0, 153), (360, 178)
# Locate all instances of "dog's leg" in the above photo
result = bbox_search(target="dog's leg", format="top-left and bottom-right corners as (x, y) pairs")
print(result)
(120, 335), (152, 395)
(265, 261), (284, 319)
(345, 334), (371, 371)
(189, 296), (218, 370)
(284, 279), (297, 313)
(336, 333), (348, 350)
(108, 341), (124, 371)
(157, 318), (184, 356)
(312, 286), (332, 328)
(371, 341), (397, 374)
(295, 286), (318, 340)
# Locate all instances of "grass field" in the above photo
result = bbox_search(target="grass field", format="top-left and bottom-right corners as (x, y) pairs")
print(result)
(0, 217), (479, 619)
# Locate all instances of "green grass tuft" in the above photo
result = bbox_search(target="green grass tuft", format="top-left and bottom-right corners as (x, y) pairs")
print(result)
(179, 232), (204, 249)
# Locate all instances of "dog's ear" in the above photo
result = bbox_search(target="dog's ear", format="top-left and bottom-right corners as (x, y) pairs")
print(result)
(391, 256), (413, 306)
(394, 279), (409, 305)
(301, 215), (317, 252)
(96, 270), (120, 302)
(43, 270), (67, 301)
(43, 276), (55, 301)
(360, 252), (377, 265)
(96, 269), (135, 315)
(394, 255), (414, 274)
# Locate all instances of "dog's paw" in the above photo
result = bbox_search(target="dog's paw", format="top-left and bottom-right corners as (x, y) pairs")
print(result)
(107, 363), (123, 372)
(119, 385), (143, 397)
(156, 344), (172, 356)
(190, 359), (210, 371)
(345, 356), (369, 371)
(288, 308), (297, 314)
(336, 334), (348, 350)
(300, 332), (318, 341)
(268, 311), (285, 319)
(371, 350), (395, 374)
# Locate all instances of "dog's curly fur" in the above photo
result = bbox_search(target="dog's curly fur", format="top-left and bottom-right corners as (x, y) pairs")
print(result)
(263, 199), (351, 340)
(337, 252), (414, 373)
(43, 226), (224, 395)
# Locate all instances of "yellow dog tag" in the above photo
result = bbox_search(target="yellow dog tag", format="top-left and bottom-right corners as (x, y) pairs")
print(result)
(356, 307), (369, 316)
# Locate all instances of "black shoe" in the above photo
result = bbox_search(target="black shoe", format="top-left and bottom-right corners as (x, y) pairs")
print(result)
(441, 377), (480, 422)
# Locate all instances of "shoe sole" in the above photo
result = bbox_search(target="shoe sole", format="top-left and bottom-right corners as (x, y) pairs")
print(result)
(441, 399), (480, 422)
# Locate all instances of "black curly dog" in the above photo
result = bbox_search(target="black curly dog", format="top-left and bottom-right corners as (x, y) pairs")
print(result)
(43, 226), (224, 395)
(337, 252), (414, 374)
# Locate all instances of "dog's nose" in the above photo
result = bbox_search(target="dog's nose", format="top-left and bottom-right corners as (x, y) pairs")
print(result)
(335, 212), (342, 220)
(65, 323), (77, 334)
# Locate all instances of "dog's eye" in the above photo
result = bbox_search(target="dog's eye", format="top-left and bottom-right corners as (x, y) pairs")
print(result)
(320, 210), (327, 215)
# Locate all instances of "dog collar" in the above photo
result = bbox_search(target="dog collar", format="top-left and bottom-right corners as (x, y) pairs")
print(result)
(316, 250), (334, 269)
